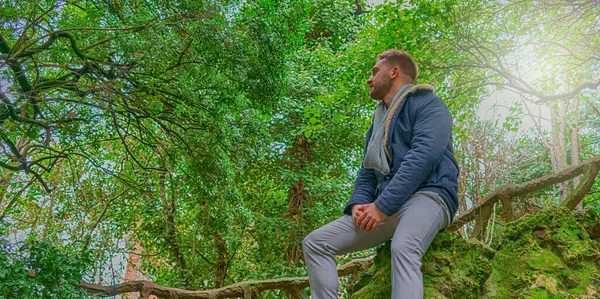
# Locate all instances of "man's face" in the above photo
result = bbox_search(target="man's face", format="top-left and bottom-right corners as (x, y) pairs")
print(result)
(367, 59), (393, 101)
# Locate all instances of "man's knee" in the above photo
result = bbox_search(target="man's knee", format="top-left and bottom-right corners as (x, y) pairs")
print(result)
(303, 230), (320, 253)
(391, 235), (424, 263)
(303, 227), (335, 255)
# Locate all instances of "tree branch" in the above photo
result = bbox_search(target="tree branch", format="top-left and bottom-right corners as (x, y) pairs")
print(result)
(532, 78), (600, 104)
(80, 257), (373, 298)
(12, 31), (102, 61)
(448, 155), (600, 231)
(0, 177), (37, 221)
(560, 163), (600, 210)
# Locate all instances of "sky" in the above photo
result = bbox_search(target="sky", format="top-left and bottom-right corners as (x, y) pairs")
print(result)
(477, 89), (552, 133)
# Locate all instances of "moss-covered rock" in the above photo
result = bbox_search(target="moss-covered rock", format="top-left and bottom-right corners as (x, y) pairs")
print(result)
(348, 208), (600, 299)
(349, 231), (495, 298)
(486, 207), (600, 298)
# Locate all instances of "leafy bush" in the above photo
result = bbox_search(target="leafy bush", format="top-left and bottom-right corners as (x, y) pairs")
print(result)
(0, 238), (90, 299)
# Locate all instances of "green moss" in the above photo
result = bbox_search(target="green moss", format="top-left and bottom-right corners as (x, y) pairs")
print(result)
(349, 208), (600, 299)
(558, 269), (580, 290)
(574, 209), (600, 240)
(350, 231), (494, 299)
(523, 288), (558, 299)
(526, 288), (550, 298)
(484, 208), (600, 298)
(527, 246), (565, 271)
(349, 244), (392, 299)
(568, 263), (600, 295)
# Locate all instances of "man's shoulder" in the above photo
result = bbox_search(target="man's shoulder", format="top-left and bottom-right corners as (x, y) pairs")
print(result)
(407, 86), (443, 110)
(408, 84), (435, 96)
(406, 85), (438, 104)
(406, 88), (451, 121)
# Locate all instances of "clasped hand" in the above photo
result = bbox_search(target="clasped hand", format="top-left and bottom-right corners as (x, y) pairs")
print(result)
(352, 203), (388, 231)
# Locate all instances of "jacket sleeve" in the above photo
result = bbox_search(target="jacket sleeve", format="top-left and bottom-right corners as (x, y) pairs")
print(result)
(343, 125), (378, 215)
(374, 96), (452, 216)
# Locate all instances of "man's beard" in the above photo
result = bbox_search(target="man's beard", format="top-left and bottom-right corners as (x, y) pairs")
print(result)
(369, 77), (392, 101)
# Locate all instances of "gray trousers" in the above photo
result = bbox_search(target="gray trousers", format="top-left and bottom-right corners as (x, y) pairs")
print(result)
(303, 192), (450, 299)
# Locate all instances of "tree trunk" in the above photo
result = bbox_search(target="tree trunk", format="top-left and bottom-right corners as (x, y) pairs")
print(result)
(287, 179), (307, 266)
(569, 98), (582, 211)
(42, 163), (61, 241)
(160, 171), (188, 285)
(558, 101), (570, 199)
(286, 135), (311, 266)
(124, 235), (144, 299)
(214, 233), (227, 288)
(457, 140), (469, 237)
(550, 104), (570, 200)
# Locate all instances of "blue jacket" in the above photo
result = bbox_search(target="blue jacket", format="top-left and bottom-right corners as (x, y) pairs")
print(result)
(344, 85), (459, 221)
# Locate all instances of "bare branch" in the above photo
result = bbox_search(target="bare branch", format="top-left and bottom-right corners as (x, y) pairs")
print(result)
(81, 186), (134, 255)
(561, 163), (600, 210)
(12, 31), (103, 61)
(532, 78), (600, 104)
(0, 177), (37, 221)
(521, 98), (551, 150)
(80, 257), (373, 298)
(448, 155), (600, 231)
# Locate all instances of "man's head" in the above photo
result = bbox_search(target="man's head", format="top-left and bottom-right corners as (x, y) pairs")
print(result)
(367, 49), (418, 102)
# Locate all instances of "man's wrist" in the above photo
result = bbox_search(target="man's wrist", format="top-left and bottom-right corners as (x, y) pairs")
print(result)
(374, 200), (393, 217)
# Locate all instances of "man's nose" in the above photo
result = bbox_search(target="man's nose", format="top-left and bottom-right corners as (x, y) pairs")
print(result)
(367, 77), (373, 85)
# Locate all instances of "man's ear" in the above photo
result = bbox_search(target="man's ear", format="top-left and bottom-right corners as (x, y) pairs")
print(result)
(391, 66), (401, 79)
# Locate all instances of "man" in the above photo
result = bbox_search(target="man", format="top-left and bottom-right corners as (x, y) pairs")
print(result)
(303, 49), (459, 299)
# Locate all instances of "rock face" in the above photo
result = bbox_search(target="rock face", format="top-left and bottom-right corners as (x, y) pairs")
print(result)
(348, 208), (600, 298)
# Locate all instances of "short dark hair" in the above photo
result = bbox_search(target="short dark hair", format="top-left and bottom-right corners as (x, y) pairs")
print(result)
(377, 49), (418, 83)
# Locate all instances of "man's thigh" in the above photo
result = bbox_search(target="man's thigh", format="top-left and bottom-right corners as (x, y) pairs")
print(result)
(391, 192), (448, 254)
(306, 213), (401, 255)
